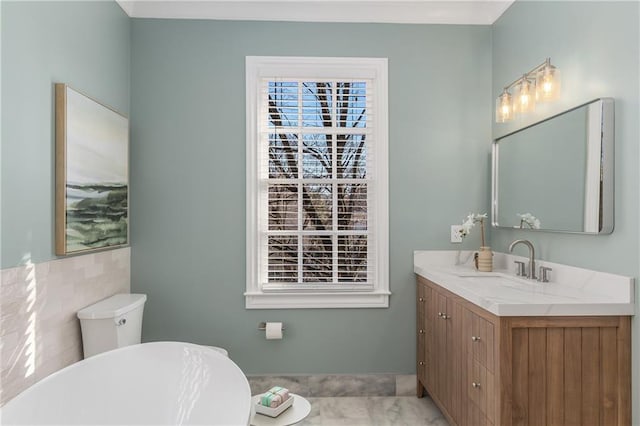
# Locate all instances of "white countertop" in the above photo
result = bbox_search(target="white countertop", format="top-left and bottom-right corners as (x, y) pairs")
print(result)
(414, 250), (635, 317)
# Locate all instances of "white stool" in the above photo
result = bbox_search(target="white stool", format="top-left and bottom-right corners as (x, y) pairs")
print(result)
(250, 394), (311, 426)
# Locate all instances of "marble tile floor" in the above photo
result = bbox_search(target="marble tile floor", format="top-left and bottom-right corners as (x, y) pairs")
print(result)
(248, 375), (448, 425)
(293, 396), (449, 426)
(248, 374), (416, 398)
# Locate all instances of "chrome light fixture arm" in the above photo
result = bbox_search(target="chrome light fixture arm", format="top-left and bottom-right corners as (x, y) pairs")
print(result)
(501, 58), (553, 93)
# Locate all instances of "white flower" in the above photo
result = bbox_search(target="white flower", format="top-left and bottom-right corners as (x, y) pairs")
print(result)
(517, 213), (541, 229)
(459, 214), (472, 236)
(459, 213), (487, 238)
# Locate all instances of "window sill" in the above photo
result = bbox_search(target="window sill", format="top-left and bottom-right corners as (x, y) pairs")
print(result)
(244, 290), (391, 309)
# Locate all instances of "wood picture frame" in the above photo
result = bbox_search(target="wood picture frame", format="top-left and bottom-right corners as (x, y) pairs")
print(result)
(55, 83), (129, 255)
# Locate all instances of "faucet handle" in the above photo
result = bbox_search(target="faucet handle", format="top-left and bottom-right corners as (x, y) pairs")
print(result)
(538, 266), (552, 283)
(514, 261), (526, 277)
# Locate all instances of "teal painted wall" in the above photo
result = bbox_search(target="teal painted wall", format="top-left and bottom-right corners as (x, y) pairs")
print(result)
(491, 1), (640, 420)
(130, 20), (492, 374)
(1, 1), (130, 268)
(492, 1), (639, 275)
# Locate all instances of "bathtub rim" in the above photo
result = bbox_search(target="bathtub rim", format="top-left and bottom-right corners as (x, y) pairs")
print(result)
(0, 341), (252, 425)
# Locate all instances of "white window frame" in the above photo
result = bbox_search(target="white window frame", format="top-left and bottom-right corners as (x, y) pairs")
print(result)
(245, 56), (389, 309)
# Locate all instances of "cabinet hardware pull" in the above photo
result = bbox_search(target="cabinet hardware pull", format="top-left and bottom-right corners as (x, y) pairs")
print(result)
(472, 382), (481, 388)
(442, 314), (449, 320)
(471, 336), (480, 342)
(419, 329), (425, 334)
(419, 297), (424, 302)
(437, 312), (443, 317)
(419, 361), (425, 366)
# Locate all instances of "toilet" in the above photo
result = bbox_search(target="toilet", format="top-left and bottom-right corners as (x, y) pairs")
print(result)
(77, 293), (228, 358)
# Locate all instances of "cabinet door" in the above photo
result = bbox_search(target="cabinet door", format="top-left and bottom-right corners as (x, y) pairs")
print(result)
(423, 285), (434, 391)
(446, 297), (466, 424)
(416, 282), (426, 388)
(509, 321), (631, 426)
(425, 284), (440, 395)
(435, 291), (448, 406)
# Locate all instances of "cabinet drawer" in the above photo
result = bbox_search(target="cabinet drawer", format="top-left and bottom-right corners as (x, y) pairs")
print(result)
(467, 358), (495, 424)
(417, 326), (426, 379)
(464, 309), (495, 372)
(466, 401), (495, 426)
(417, 283), (425, 317)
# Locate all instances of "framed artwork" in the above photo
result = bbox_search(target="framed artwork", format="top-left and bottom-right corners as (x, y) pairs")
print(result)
(55, 83), (129, 255)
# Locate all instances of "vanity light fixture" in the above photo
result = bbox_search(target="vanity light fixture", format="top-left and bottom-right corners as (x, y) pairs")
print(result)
(495, 57), (561, 123)
(495, 89), (513, 123)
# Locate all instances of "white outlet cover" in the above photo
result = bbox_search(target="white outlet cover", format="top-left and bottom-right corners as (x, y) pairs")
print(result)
(450, 225), (463, 243)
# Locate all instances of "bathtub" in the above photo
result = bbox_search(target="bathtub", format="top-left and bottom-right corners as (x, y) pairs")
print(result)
(0, 342), (252, 425)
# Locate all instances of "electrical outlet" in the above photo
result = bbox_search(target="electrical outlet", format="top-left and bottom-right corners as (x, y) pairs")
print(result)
(450, 225), (463, 243)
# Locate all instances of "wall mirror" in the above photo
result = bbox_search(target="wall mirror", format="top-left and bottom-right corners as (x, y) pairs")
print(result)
(492, 98), (614, 234)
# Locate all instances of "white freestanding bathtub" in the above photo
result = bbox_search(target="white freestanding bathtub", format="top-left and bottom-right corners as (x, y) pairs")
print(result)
(0, 342), (252, 425)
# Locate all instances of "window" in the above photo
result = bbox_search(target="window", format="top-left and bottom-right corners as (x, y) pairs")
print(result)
(245, 56), (389, 309)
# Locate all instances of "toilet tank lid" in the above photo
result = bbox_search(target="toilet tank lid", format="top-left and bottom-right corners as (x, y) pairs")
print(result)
(77, 294), (147, 320)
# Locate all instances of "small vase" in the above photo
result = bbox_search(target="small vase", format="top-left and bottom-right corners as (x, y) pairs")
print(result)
(477, 246), (493, 272)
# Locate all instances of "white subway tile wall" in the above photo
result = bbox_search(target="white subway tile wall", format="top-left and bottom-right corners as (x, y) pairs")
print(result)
(0, 248), (130, 406)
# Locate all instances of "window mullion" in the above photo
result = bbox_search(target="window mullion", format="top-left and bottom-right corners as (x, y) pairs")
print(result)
(297, 80), (304, 285)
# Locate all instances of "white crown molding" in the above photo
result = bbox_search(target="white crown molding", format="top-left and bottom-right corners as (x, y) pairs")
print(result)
(116, 0), (514, 25)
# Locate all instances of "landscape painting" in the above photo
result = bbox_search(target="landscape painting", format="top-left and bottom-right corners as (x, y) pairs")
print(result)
(55, 84), (129, 255)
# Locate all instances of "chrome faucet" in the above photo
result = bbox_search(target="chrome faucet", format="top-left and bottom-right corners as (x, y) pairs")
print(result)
(508, 239), (536, 280)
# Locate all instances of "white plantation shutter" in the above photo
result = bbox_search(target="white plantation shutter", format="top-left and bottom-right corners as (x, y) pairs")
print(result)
(246, 57), (389, 309)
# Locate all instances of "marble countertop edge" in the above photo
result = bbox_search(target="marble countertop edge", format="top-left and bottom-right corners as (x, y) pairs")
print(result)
(414, 250), (635, 317)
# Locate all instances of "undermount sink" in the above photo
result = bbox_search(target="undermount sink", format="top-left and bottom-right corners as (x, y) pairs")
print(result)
(452, 271), (502, 278)
(451, 270), (534, 286)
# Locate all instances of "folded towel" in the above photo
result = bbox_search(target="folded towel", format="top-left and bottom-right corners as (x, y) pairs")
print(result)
(260, 392), (283, 408)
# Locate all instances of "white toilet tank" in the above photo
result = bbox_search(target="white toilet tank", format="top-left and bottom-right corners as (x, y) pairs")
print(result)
(77, 294), (147, 358)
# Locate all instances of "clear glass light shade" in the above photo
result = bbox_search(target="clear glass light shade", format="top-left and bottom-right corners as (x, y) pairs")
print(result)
(535, 64), (561, 101)
(495, 91), (513, 123)
(512, 77), (536, 115)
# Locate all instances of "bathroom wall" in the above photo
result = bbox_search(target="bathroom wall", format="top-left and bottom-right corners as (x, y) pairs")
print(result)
(0, 1), (131, 405)
(1, 0), (131, 268)
(491, 1), (640, 421)
(492, 1), (639, 275)
(130, 20), (492, 374)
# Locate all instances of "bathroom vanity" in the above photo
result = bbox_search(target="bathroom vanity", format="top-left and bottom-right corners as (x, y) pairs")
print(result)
(414, 251), (633, 426)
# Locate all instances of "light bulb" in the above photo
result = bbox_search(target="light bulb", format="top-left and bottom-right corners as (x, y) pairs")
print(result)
(513, 76), (536, 115)
(542, 74), (553, 93)
(495, 90), (513, 123)
(535, 62), (561, 101)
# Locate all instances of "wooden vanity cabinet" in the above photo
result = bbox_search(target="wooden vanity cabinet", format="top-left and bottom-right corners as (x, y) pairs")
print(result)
(416, 275), (631, 426)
